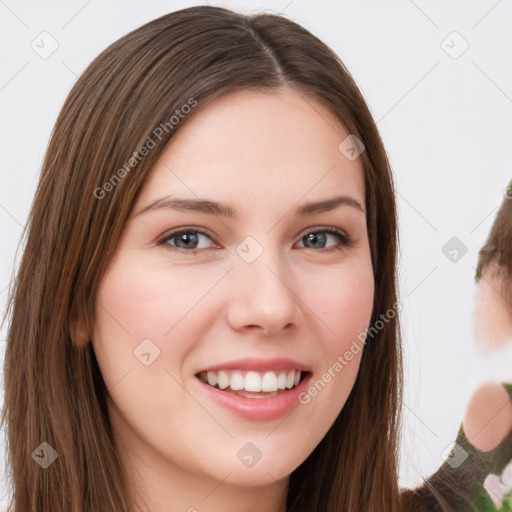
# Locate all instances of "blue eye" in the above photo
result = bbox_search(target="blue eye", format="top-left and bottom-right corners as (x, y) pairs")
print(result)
(157, 228), (214, 251)
(156, 226), (355, 253)
(297, 227), (355, 251)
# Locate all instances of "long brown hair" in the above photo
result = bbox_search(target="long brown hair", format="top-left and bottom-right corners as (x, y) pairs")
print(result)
(1, 6), (403, 511)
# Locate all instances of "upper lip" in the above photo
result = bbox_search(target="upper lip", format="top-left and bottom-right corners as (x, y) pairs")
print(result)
(197, 357), (312, 374)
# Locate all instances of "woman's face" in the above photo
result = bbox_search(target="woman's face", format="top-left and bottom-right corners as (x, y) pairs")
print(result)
(91, 87), (374, 495)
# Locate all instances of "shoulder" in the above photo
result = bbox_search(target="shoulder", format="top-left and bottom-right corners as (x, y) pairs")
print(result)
(462, 380), (512, 452)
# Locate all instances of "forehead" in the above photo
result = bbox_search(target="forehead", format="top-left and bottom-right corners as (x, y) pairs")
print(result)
(136, 87), (365, 212)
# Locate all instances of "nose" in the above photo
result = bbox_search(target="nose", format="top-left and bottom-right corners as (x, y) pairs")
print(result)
(225, 249), (300, 336)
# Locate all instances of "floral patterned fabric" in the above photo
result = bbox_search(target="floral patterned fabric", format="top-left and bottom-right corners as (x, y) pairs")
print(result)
(454, 382), (512, 511)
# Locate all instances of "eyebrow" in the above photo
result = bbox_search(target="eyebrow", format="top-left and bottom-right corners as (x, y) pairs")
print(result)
(134, 194), (365, 218)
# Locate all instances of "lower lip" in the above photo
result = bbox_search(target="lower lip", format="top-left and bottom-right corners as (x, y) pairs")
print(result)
(195, 373), (312, 422)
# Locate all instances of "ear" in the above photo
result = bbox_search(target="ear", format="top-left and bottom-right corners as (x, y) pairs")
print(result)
(473, 264), (512, 350)
(69, 310), (90, 347)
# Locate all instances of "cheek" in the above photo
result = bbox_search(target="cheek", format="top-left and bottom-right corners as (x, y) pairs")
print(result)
(91, 256), (229, 397)
(94, 255), (227, 341)
(291, 261), (374, 448)
(304, 262), (375, 356)
(91, 256), (223, 421)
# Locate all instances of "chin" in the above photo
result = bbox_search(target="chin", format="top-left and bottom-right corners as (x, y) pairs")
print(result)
(208, 450), (302, 487)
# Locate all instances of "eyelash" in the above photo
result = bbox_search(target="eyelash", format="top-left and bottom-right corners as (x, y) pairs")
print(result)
(156, 226), (355, 253)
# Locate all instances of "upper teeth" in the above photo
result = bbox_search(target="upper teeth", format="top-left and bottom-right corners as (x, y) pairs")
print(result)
(198, 369), (302, 392)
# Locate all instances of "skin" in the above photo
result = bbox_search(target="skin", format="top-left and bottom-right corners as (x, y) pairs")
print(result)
(463, 268), (512, 452)
(473, 264), (512, 351)
(77, 86), (375, 512)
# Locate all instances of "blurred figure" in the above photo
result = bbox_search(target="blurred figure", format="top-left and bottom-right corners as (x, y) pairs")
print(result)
(401, 179), (512, 512)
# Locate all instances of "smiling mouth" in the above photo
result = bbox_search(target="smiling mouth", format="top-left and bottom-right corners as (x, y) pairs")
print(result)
(195, 369), (309, 399)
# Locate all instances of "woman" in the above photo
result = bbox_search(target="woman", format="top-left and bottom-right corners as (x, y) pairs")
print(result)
(0, 4), (422, 511)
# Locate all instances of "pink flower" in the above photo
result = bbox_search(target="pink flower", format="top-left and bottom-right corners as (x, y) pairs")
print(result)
(483, 458), (512, 508)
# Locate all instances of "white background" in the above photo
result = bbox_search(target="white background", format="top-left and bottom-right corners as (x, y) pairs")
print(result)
(1, 0), (511, 506)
